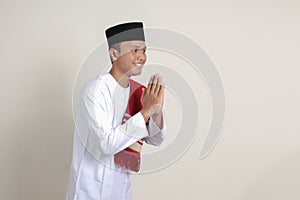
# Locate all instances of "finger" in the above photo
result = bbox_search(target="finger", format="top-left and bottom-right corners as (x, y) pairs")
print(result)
(158, 82), (165, 98)
(147, 75), (154, 93)
(158, 75), (163, 84)
(151, 74), (159, 94)
(154, 75), (162, 95)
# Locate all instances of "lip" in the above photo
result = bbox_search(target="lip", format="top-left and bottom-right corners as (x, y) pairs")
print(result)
(134, 63), (144, 68)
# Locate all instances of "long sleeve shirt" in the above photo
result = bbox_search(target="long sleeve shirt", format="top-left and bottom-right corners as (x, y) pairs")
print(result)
(66, 72), (167, 200)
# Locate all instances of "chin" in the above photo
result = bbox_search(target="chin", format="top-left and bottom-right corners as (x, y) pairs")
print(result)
(131, 72), (142, 77)
(130, 68), (143, 76)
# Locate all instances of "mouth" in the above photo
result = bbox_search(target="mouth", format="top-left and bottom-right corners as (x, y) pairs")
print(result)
(134, 63), (144, 68)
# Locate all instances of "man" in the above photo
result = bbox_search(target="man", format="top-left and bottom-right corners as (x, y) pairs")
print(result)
(66, 22), (167, 200)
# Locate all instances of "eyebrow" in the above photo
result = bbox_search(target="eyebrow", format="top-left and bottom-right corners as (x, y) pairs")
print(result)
(130, 45), (147, 49)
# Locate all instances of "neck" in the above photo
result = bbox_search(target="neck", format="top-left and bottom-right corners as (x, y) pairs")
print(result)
(109, 63), (130, 88)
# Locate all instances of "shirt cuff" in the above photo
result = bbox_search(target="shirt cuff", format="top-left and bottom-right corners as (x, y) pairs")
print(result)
(121, 112), (148, 139)
(147, 113), (166, 137)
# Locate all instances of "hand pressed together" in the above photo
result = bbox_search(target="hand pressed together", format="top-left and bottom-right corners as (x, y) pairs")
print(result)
(140, 74), (165, 122)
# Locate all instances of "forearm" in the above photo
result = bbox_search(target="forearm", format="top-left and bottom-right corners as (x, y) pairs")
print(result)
(151, 112), (163, 129)
(144, 112), (167, 146)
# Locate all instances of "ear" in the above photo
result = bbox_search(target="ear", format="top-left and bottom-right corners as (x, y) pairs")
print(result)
(109, 48), (120, 62)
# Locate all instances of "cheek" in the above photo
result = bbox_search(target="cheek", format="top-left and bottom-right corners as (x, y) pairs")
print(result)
(129, 54), (136, 61)
(117, 54), (130, 63)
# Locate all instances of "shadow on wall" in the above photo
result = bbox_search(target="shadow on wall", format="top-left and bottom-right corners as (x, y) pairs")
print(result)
(240, 149), (300, 200)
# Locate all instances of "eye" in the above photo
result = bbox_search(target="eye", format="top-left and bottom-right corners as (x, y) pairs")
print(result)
(132, 49), (138, 53)
(142, 49), (146, 53)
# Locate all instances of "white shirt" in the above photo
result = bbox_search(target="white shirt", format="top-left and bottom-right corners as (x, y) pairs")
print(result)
(66, 73), (166, 200)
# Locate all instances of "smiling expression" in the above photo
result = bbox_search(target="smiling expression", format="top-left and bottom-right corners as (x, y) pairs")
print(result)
(114, 40), (147, 77)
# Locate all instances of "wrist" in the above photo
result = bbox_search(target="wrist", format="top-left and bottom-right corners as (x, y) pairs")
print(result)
(140, 109), (150, 122)
(152, 111), (163, 118)
(150, 111), (164, 129)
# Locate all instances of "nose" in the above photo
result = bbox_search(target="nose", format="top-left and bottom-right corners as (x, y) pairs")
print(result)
(137, 51), (146, 62)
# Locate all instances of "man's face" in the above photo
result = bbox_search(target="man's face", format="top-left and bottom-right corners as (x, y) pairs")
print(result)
(114, 40), (147, 76)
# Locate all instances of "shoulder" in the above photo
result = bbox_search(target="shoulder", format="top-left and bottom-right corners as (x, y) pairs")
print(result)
(81, 74), (111, 100)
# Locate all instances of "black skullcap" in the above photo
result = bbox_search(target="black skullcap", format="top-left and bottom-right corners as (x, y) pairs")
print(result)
(105, 22), (145, 48)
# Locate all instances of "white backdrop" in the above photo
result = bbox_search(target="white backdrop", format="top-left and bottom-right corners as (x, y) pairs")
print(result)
(1, 0), (300, 199)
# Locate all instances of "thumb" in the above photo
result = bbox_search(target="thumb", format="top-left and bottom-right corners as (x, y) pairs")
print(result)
(141, 88), (145, 102)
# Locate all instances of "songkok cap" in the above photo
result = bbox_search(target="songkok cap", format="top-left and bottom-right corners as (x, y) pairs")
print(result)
(105, 22), (145, 48)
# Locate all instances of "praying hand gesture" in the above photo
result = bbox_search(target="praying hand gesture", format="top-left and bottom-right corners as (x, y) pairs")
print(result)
(140, 74), (165, 126)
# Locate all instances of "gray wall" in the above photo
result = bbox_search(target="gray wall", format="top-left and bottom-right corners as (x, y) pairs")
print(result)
(1, 0), (299, 199)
